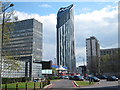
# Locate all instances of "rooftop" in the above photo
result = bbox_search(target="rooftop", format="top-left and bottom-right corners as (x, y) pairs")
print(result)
(58, 4), (73, 13)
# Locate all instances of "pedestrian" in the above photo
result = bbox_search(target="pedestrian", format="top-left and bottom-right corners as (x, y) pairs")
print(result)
(89, 77), (92, 84)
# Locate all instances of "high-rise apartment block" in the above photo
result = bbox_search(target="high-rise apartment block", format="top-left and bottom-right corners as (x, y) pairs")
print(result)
(86, 36), (100, 74)
(56, 4), (76, 73)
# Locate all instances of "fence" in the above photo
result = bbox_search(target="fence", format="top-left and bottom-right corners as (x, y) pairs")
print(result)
(2, 79), (50, 90)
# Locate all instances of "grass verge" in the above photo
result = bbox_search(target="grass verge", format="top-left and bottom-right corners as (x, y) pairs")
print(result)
(75, 81), (96, 86)
(2, 82), (43, 88)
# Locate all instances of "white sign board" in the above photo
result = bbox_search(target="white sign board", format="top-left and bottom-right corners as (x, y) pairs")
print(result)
(42, 69), (52, 74)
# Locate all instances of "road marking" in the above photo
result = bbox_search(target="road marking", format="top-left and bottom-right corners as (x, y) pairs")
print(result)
(46, 83), (55, 90)
(72, 81), (76, 87)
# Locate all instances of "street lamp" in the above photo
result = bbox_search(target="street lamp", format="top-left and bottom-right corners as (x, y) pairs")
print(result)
(79, 57), (85, 66)
(0, 3), (14, 89)
(79, 57), (86, 77)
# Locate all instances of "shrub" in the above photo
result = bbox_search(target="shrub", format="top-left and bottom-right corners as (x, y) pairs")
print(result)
(48, 76), (59, 80)
(2, 77), (31, 84)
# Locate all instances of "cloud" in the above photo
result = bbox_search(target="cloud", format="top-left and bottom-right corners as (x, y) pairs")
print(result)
(14, 4), (118, 65)
(74, 5), (117, 65)
(39, 4), (52, 8)
(81, 8), (91, 13)
(75, 47), (86, 66)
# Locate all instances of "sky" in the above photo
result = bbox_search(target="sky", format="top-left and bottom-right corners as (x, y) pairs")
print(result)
(5, 1), (118, 66)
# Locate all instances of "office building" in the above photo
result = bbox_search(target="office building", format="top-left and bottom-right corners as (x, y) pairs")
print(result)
(56, 4), (76, 73)
(2, 19), (43, 78)
(100, 48), (119, 56)
(76, 66), (86, 75)
(86, 36), (100, 74)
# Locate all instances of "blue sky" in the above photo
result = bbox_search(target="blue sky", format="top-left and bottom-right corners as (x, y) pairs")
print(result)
(13, 2), (115, 15)
(9, 1), (118, 66)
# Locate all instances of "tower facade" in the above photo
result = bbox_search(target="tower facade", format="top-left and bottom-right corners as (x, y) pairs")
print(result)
(56, 4), (76, 73)
(86, 36), (100, 75)
(2, 19), (43, 78)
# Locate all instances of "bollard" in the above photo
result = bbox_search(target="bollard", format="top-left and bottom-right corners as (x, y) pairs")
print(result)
(48, 80), (50, 84)
(46, 80), (48, 85)
(5, 83), (7, 90)
(44, 81), (46, 86)
(42, 82), (44, 88)
(43, 81), (45, 87)
(34, 82), (35, 90)
(26, 83), (27, 90)
(16, 83), (18, 90)
(39, 82), (41, 89)
(45, 80), (46, 86)
(41, 82), (43, 88)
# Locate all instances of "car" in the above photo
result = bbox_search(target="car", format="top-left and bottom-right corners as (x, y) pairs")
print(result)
(90, 76), (100, 82)
(69, 76), (74, 80)
(73, 75), (84, 81)
(63, 76), (69, 79)
(59, 76), (64, 79)
(60, 76), (69, 79)
(106, 76), (118, 81)
(97, 75), (108, 79)
(117, 76), (120, 79)
(84, 76), (90, 80)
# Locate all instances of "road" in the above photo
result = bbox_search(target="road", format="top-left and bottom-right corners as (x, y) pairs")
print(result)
(47, 79), (75, 89)
(46, 79), (120, 90)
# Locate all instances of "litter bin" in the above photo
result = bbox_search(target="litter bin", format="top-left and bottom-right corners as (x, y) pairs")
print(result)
(34, 80), (38, 82)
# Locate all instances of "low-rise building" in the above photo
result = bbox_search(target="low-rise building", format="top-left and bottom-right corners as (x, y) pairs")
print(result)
(100, 48), (119, 56)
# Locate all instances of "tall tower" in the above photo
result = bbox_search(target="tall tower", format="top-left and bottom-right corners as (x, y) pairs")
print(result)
(56, 4), (76, 73)
(86, 36), (100, 75)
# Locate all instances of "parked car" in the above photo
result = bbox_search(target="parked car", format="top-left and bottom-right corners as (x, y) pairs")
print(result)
(64, 76), (69, 79)
(84, 76), (90, 80)
(117, 76), (120, 79)
(106, 76), (118, 81)
(69, 76), (74, 80)
(90, 76), (100, 82)
(97, 75), (108, 79)
(59, 76), (64, 79)
(73, 75), (84, 81)
(59, 76), (69, 79)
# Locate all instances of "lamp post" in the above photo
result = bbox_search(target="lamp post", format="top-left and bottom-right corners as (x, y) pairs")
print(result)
(79, 57), (85, 66)
(79, 57), (85, 77)
(0, 3), (14, 89)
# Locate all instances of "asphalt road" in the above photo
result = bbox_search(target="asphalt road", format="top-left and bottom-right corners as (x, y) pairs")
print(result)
(46, 79), (120, 90)
(48, 79), (75, 89)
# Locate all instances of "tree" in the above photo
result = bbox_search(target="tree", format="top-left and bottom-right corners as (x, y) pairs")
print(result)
(100, 50), (120, 76)
(52, 68), (57, 76)
(0, 1), (21, 71)
(88, 56), (100, 75)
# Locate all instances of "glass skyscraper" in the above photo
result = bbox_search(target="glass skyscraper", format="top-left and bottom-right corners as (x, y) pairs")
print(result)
(56, 4), (76, 73)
